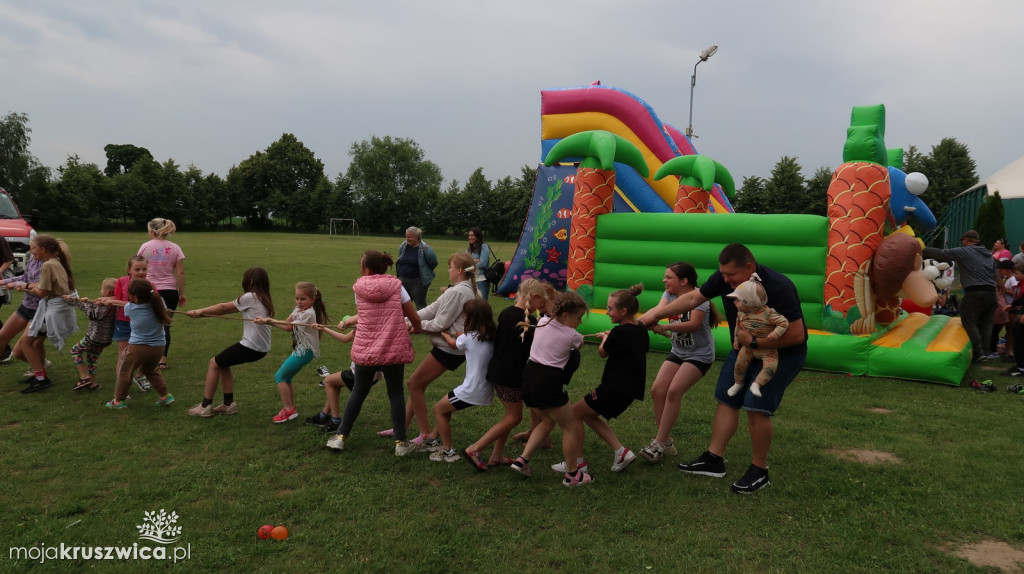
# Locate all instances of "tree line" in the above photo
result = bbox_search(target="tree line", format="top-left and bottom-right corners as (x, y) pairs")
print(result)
(0, 113), (536, 241)
(0, 111), (980, 243)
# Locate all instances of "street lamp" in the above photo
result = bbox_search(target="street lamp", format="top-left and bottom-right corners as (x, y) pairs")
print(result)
(686, 44), (718, 139)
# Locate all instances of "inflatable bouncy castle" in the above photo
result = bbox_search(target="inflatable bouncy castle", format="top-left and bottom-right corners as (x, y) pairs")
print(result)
(501, 87), (971, 385)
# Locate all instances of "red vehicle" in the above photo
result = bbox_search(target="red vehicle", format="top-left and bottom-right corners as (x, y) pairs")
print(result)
(0, 187), (37, 274)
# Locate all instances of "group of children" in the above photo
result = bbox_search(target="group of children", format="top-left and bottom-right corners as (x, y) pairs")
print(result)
(7, 233), (806, 488)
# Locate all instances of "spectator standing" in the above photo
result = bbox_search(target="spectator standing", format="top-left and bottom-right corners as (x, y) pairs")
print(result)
(923, 230), (997, 363)
(396, 227), (438, 309)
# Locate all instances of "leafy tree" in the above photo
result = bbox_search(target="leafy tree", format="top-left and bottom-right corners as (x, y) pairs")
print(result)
(765, 156), (809, 215)
(920, 137), (978, 226)
(902, 144), (926, 174)
(103, 144), (153, 177)
(803, 166), (832, 217)
(488, 165), (537, 242)
(118, 155), (165, 224)
(734, 175), (769, 214)
(0, 112), (49, 210)
(345, 136), (442, 234)
(973, 191), (1006, 248)
(228, 134), (325, 228)
(46, 156), (108, 230)
(430, 179), (464, 236)
(325, 174), (355, 225)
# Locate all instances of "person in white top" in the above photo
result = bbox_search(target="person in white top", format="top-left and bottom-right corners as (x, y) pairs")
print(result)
(428, 299), (496, 463)
(186, 268), (274, 418)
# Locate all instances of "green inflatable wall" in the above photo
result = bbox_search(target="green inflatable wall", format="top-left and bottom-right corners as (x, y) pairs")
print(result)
(577, 212), (971, 385)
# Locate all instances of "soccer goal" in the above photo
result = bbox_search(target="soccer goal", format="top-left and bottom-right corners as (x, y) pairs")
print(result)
(329, 218), (359, 237)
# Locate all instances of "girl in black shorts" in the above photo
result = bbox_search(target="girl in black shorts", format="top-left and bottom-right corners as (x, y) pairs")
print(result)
(554, 284), (649, 475)
(185, 268), (274, 417)
(512, 291), (592, 487)
(463, 278), (551, 470)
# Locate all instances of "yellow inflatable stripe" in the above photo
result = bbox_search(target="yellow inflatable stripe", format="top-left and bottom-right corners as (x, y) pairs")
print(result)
(543, 112), (679, 205)
(872, 313), (929, 348)
(926, 317), (969, 353)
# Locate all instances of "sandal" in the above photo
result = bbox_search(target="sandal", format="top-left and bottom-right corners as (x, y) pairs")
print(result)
(73, 377), (96, 391)
(463, 449), (488, 472)
(488, 456), (515, 468)
(157, 362), (169, 370)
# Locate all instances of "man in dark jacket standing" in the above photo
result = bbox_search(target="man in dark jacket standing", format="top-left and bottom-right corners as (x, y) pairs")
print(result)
(923, 229), (996, 363)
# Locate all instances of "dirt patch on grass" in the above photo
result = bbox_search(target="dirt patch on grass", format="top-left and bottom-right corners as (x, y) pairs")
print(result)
(831, 448), (900, 464)
(866, 407), (893, 414)
(945, 540), (1024, 573)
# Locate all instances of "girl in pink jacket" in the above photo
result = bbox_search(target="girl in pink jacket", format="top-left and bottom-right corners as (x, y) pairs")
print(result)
(324, 251), (422, 455)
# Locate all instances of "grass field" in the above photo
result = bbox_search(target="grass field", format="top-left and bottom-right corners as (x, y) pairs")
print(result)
(2, 231), (1023, 573)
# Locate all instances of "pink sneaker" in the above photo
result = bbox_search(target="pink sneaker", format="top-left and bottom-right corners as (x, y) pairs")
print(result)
(272, 407), (298, 424)
(377, 428), (395, 438)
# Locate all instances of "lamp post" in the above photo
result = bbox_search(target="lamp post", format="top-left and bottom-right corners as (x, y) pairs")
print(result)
(685, 44), (718, 139)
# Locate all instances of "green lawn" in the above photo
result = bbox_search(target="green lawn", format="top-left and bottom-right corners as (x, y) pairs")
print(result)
(2, 231), (1022, 573)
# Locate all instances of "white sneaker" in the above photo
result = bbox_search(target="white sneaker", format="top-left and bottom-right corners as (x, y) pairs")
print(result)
(640, 440), (664, 463)
(429, 448), (460, 463)
(550, 460), (589, 474)
(326, 434), (345, 451)
(187, 403), (216, 417)
(22, 360), (53, 377)
(662, 439), (678, 456)
(394, 440), (418, 456)
(133, 374), (151, 392)
(611, 448), (636, 472)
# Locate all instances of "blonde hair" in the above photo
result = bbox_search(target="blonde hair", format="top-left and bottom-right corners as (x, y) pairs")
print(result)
(518, 290), (587, 337)
(516, 278), (550, 317)
(148, 218), (177, 239)
(100, 278), (117, 296)
(448, 252), (478, 297)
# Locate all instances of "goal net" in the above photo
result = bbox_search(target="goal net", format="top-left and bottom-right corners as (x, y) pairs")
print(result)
(329, 218), (359, 237)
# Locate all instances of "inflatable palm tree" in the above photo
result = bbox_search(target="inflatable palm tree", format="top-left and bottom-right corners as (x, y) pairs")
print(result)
(654, 154), (735, 213)
(544, 130), (648, 292)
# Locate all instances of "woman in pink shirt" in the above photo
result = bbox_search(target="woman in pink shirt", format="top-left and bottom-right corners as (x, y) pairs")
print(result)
(137, 218), (186, 369)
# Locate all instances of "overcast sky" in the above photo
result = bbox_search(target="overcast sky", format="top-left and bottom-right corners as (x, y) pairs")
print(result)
(2, 1), (1021, 193)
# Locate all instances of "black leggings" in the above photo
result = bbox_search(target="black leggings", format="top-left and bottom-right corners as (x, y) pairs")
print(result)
(158, 289), (178, 358)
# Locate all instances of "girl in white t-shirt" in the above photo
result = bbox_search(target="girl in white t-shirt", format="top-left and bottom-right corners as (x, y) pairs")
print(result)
(428, 299), (497, 463)
(186, 268), (274, 418)
(256, 282), (328, 424)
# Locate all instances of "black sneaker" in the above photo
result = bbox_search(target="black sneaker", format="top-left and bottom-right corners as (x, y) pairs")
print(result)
(0, 344), (11, 363)
(731, 463), (770, 494)
(304, 412), (329, 426)
(1004, 367), (1023, 377)
(321, 419), (341, 433)
(677, 450), (726, 477)
(21, 377), (53, 394)
(1007, 384), (1024, 394)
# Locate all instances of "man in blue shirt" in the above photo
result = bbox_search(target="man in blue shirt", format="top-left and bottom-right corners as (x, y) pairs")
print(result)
(640, 244), (807, 494)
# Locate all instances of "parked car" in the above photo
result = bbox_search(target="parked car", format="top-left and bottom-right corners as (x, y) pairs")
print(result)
(0, 187), (37, 274)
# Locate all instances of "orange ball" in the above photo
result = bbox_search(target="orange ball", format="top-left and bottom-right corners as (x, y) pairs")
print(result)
(257, 525), (274, 539)
(270, 525), (289, 540)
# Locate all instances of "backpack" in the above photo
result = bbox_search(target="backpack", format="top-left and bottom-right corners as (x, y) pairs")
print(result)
(484, 257), (506, 292)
